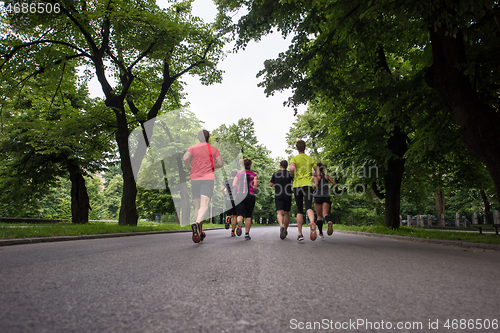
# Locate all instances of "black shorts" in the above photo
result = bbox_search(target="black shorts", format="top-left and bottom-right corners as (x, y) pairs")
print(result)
(235, 193), (256, 219)
(314, 196), (331, 205)
(226, 198), (237, 216)
(275, 196), (292, 212)
(294, 186), (313, 215)
(191, 180), (214, 199)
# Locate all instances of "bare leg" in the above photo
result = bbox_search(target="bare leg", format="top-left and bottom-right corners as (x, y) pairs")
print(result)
(307, 208), (316, 230)
(315, 202), (323, 233)
(323, 203), (331, 219)
(284, 211), (290, 230)
(297, 213), (304, 235)
(196, 195), (210, 224)
(277, 210), (284, 227)
(193, 198), (200, 224)
(231, 215), (237, 232)
(314, 203), (323, 221)
(245, 217), (251, 234)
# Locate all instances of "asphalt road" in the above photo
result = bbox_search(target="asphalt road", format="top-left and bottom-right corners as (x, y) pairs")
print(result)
(1, 226), (499, 333)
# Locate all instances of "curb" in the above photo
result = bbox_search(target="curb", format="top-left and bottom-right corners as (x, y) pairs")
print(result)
(334, 230), (500, 251)
(0, 229), (189, 247)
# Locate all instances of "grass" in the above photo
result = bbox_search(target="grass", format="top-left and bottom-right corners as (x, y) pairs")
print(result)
(0, 221), (499, 245)
(0, 221), (224, 240)
(330, 224), (500, 245)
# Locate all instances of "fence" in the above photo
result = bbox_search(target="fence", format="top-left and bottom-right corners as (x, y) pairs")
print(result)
(400, 210), (500, 229)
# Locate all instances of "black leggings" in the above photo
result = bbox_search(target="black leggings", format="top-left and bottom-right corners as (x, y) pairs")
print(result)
(294, 186), (313, 215)
(236, 194), (256, 218)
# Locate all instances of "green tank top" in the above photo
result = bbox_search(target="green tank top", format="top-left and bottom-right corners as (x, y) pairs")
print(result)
(290, 153), (315, 188)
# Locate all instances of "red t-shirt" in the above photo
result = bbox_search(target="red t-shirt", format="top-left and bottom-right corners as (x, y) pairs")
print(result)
(187, 143), (221, 180)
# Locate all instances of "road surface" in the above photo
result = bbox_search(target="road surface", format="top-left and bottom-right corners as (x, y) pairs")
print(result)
(1, 226), (499, 332)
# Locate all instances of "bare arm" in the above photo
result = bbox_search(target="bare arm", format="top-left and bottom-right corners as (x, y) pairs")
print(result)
(232, 176), (238, 189)
(313, 165), (320, 178)
(214, 155), (223, 169)
(313, 174), (320, 187)
(270, 182), (274, 187)
(289, 162), (296, 177)
(253, 175), (258, 189)
(182, 151), (192, 170)
(326, 175), (337, 189)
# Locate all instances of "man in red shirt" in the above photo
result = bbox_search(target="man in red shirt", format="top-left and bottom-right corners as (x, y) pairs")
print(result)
(183, 129), (223, 243)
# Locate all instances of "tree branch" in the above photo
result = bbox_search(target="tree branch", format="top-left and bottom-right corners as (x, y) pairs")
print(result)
(0, 40), (90, 72)
(171, 40), (215, 81)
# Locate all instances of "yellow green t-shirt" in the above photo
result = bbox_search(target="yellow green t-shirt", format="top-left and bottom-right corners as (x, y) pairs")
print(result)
(290, 153), (316, 188)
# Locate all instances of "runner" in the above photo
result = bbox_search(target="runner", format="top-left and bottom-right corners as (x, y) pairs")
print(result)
(232, 158), (258, 240)
(290, 140), (319, 241)
(221, 169), (238, 237)
(183, 129), (223, 243)
(270, 160), (293, 239)
(313, 162), (336, 238)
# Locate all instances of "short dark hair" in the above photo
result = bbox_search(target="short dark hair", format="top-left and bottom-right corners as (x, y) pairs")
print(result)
(317, 162), (327, 173)
(197, 129), (210, 143)
(280, 160), (288, 169)
(231, 169), (238, 177)
(296, 140), (306, 152)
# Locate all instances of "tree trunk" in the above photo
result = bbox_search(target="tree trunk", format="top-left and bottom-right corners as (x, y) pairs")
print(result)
(480, 189), (492, 224)
(68, 164), (90, 224)
(434, 189), (445, 219)
(384, 126), (408, 229)
(116, 111), (138, 226)
(425, 27), (500, 204)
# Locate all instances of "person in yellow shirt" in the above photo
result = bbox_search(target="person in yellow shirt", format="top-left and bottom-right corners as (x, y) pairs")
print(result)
(289, 140), (320, 241)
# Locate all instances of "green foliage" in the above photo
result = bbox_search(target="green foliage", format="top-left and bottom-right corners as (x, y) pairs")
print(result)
(1, 0), (231, 225)
(0, 58), (114, 218)
(38, 177), (72, 220)
(104, 174), (123, 220)
(219, 0), (500, 227)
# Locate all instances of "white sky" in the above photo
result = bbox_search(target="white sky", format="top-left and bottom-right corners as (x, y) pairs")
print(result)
(88, 0), (305, 159)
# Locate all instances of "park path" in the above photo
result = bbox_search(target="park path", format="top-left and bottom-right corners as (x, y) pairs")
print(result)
(0, 226), (499, 332)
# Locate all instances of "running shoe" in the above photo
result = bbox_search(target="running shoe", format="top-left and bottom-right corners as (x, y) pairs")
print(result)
(297, 234), (304, 241)
(224, 217), (230, 230)
(200, 231), (206, 242)
(191, 223), (201, 243)
(280, 226), (286, 240)
(310, 221), (317, 241)
(327, 221), (333, 236)
(319, 233), (324, 239)
(245, 233), (251, 241)
(231, 231), (236, 237)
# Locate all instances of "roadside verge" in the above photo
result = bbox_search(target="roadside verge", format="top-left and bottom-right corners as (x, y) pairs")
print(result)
(334, 229), (500, 251)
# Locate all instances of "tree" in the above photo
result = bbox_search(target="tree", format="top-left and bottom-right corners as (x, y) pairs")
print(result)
(1, 0), (228, 225)
(217, 0), (500, 226)
(0, 62), (114, 222)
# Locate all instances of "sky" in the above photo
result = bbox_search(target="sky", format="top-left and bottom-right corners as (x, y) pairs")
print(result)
(87, 0), (305, 160)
